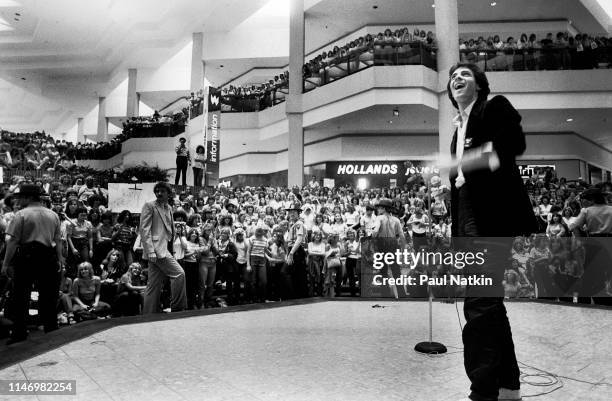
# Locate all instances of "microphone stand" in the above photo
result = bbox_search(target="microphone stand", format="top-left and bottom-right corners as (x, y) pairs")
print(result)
(414, 172), (447, 354)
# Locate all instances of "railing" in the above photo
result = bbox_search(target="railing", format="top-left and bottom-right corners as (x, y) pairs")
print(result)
(459, 45), (612, 71)
(303, 41), (437, 92)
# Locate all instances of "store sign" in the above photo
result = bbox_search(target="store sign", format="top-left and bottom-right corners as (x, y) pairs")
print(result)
(333, 162), (439, 176)
(336, 163), (398, 175)
(518, 164), (555, 179)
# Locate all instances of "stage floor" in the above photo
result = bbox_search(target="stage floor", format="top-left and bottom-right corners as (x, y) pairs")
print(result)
(0, 300), (610, 401)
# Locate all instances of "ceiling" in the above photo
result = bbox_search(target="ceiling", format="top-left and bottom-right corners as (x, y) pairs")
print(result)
(0, 0), (269, 133)
(0, 0), (609, 137)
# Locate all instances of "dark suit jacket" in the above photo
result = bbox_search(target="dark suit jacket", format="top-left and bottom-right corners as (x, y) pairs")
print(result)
(450, 95), (537, 237)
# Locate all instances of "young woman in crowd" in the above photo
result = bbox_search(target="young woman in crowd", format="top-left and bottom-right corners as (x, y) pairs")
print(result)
(72, 262), (111, 319)
(323, 234), (343, 297)
(307, 230), (326, 297)
(266, 229), (288, 301)
(66, 206), (93, 276)
(199, 223), (218, 307)
(233, 228), (249, 304)
(112, 210), (136, 266)
(546, 213), (568, 238)
(343, 229), (360, 297)
(216, 227), (237, 305)
(247, 227), (268, 303)
(182, 228), (202, 309)
(114, 262), (146, 316)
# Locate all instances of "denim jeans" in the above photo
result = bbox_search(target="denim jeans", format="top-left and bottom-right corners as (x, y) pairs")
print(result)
(250, 255), (267, 302)
(198, 258), (216, 305)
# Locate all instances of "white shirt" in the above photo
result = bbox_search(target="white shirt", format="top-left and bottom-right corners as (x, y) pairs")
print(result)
(454, 100), (476, 188)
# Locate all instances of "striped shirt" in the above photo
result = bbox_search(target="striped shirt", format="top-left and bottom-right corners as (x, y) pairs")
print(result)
(249, 237), (267, 258)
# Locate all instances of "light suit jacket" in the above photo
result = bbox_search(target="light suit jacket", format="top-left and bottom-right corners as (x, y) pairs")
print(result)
(140, 200), (175, 260)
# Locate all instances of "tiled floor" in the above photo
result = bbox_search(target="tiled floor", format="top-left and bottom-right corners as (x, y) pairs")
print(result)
(1, 301), (611, 400)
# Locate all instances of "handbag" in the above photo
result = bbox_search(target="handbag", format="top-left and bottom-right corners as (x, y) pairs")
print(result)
(327, 257), (341, 269)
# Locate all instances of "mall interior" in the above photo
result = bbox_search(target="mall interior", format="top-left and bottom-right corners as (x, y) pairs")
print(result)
(1, 0), (611, 188)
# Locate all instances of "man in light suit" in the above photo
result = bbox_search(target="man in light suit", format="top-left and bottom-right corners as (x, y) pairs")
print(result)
(140, 182), (187, 313)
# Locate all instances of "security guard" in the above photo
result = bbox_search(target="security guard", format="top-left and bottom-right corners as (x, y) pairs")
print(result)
(285, 201), (307, 298)
(2, 184), (63, 344)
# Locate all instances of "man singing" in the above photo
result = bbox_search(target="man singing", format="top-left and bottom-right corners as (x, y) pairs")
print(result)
(446, 62), (537, 401)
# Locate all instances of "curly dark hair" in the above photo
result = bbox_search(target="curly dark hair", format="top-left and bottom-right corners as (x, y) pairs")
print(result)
(446, 62), (491, 109)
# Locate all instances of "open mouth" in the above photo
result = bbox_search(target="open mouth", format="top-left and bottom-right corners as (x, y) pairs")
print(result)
(454, 82), (466, 90)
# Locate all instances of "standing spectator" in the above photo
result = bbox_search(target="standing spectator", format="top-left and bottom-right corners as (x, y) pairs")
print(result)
(2, 184), (63, 344)
(112, 210), (137, 266)
(175, 137), (190, 187)
(140, 182), (187, 313)
(193, 145), (206, 188)
(66, 207), (94, 273)
(198, 223), (218, 307)
(246, 227), (268, 302)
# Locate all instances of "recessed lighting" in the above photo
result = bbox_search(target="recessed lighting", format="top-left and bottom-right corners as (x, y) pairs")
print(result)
(15, 12), (21, 16)
(431, 4), (435, 8)
(566, 118), (573, 122)
(490, 1), (497, 5)
(219, 65), (224, 68)
(14, 17), (19, 21)
(388, 120), (393, 124)
(242, 143), (246, 146)
(372, 5), (378, 9)
(20, 77), (26, 80)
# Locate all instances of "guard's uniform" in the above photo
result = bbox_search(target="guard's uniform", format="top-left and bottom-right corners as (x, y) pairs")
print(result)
(288, 219), (307, 298)
(7, 198), (62, 339)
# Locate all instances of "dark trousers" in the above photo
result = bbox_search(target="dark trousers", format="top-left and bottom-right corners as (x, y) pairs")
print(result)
(463, 298), (520, 401)
(458, 186), (520, 401)
(193, 167), (203, 187)
(290, 247), (308, 298)
(225, 262), (241, 305)
(183, 261), (200, 309)
(175, 156), (188, 186)
(10, 243), (60, 338)
(345, 257), (359, 297)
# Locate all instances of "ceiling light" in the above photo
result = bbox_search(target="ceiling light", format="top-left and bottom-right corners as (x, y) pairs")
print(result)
(14, 12), (20, 16)
(490, 2), (497, 5)
(372, 5), (378, 9)
(388, 120), (393, 124)
(393, 108), (399, 117)
(431, 4), (435, 8)
(566, 118), (573, 122)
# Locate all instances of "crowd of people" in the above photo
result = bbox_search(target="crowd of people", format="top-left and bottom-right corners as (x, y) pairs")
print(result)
(459, 32), (611, 71)
(0, 167), (610, 337)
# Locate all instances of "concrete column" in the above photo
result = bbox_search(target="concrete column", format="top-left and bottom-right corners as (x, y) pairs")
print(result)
(434, 0), (459, 184)
(127, 68), (138, 118)
(77, 118), (85, 143)
(96, 97), (108, 142)
(191, 32), (204, 93)
(286, 0), (305, 188)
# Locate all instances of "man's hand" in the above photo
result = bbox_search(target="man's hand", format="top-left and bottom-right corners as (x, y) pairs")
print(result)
(286, 252), (294, 265)
(148, 253), (157, 263)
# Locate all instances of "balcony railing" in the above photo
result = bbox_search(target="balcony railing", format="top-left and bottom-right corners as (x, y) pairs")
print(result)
(303, 41), (437, 92)
(460, 46), (612, 71)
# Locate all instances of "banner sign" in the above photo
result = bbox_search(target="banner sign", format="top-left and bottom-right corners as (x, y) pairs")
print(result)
(108, 183), (156, 214)
(205, 87), (221, 186)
